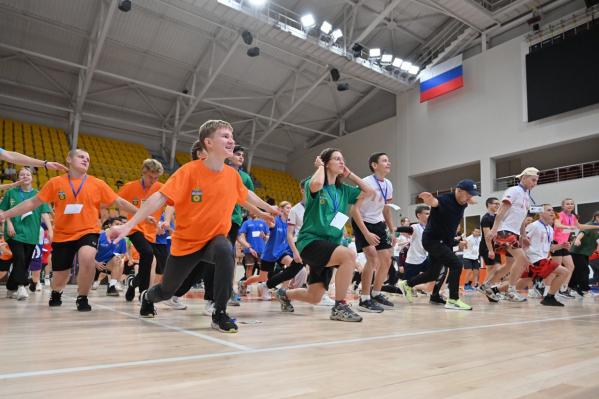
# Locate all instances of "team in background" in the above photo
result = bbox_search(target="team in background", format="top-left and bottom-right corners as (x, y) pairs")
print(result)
(1, 119), (599, 334)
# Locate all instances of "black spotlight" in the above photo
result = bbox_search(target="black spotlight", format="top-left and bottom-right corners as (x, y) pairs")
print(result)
(351, 43), (363, 58)
(337, 82), (350, 92)
(330, 68), (340, 82)
(182, 89), (189, 95)
(242, 31), (253, 45)
(118, 0), (132, 12)
(247, 47), (260, 57)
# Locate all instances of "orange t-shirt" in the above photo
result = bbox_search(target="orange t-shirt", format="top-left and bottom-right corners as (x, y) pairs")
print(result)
(37, 174), (118, 242)
(160, 160), (248, 256)
(118, 180), (163, 243)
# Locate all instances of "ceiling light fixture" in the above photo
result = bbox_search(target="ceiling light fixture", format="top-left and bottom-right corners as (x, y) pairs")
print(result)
(301, 14), (316, 29)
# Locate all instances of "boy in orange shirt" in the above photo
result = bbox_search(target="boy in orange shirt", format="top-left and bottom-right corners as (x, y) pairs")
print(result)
(0, 149), (139, 311)
(109, 120), (278, 333)
(118, 159), (164, 302)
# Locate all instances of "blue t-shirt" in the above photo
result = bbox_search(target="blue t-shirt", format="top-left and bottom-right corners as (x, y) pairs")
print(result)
(96, 231), (127, 263)
(155, 214), (174, 245)
(422, 193), (467, 246)
(261, 216), (292, 262)
(238, 218), (269, 254)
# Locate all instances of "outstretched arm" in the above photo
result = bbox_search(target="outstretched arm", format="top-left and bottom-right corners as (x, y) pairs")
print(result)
(108, 192), (167, 243)
(0, 150), (68, 172)
(0, 196), (43, 223)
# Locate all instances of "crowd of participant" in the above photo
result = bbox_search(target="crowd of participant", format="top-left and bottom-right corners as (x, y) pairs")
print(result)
(1, 120), (599, 334)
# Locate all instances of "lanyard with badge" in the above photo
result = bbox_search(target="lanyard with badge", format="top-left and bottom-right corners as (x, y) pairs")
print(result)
(325, 185), (348, 230)
(373, 175), (387, 202)
(18, 189), (34, 220)
(64, 174), (87, 214)
(520, 184), (542, 214)
(539, 220), (552, 244)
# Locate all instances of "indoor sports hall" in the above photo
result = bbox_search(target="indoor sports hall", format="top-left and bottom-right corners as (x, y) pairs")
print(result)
(1, 0), (599, 398)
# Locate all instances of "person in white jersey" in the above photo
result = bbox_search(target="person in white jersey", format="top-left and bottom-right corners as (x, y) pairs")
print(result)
(350, 152), (397, 313)
(489, 167), (539, 302)
(522, 204), (569, 306)
(462, 228), (482, 290)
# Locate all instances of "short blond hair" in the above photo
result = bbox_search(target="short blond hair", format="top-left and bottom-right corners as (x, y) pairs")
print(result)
(279, 201), (291, 209)
(141, 159), (164, 175)
(198, 120), (233, 151)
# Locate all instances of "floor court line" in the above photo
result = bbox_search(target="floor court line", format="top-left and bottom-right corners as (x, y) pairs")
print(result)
(2, 311), (598, 381)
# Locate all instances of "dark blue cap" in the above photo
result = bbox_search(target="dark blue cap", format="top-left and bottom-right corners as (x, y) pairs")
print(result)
(456, 179), (480, 196)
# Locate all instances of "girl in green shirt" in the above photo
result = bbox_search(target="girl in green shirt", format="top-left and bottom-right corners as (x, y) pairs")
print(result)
(275, 148), (374, 322)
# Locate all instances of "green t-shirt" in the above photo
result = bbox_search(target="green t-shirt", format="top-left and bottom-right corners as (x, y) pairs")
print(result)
(0, 188), (51, 245)
(570, 227), (599, 256)
(296, 178), (361, 253)
(231, 169), (254, 226)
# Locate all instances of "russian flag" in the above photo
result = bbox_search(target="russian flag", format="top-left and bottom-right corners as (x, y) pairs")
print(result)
(419, 55), (463, 103)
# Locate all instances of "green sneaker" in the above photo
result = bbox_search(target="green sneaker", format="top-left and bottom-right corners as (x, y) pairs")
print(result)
(398, 280), (413, 303)
(444, 298), (472, 311)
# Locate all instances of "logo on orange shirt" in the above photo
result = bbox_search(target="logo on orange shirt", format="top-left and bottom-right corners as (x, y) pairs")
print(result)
(191, 189), (202, 203)
(58, 191), (66, 200)
(132, 198), (140, 206)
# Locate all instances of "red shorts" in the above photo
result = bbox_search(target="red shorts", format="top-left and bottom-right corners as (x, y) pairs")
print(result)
(493, 230), (520, 255)
(520, 259), (559, 280)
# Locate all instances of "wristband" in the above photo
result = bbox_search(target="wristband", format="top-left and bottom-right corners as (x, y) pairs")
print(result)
(43, 160), (48, 170)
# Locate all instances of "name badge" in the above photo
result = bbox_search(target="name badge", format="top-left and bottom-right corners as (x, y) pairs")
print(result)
(21, 211), (33, 220)
(64, 204), (84, 214)
(330, 212), (349, 230)
(529, 205), (543, 214)
(251, 231), (261, 238)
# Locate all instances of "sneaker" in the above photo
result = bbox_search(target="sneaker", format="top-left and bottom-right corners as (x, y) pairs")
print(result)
(316, 293), (335, 306)
(35, 282), (41, 292)
(92, 280), (100, 290)
(163, 296), (187, 310)
(398, 280), (413, 303)
(558, 289), (574, 299)
(49, 290), (62, 307)
(556, 291), (570, 301)
(506, 288), (527, 302)
(6, 289), (16, 298)
(125, 275), (136, 302)
(211, 310), (238, 333)
(139, 290), (156, 318)
(260, 283), (272, 301)
(76, 295), (92, 312)
(228, 292), (241, 306)
(444, 298), (472, 311)
(478, 284), (500, 303)
(464, 283), (473, 291)
(203, 301), (215, 316)
(16, 286), (29, 301)
(429, 294), (446, 305)
(541, 295), (565, 307)
(274, 288), (294, 312)
(330, 302), (363, 322)
(106, 285), (119, 297)
(528, 287), (543, 299)
(29, 282), (37, 292)
(358, 298), (384, 313)
(372, 293), (394, 309)
(114, 282), (124, 292)
(44, 277), (50, 286)
(238, 280), (247, 297)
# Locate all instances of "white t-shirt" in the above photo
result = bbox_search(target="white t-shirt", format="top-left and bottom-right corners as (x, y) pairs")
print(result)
(394, 234), (410, 257)
(525, 220), (553, 264)
(463, 234), (481, 260)
(405, 224), (427, 265)
(358, 175), (393, 224)
(287, 202), (305, 240)
(498, 185), (531, 234)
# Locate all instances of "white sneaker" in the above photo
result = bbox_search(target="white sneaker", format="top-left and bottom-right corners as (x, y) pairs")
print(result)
(528, 288), (542, 299)
(36, 283), (42, 292)
(316, 293), (335, 306)
(203, 300), (215, 316)
(260, 283), (272, 301)
(7, 289), (16, 298)
(163, 296), (187, 310)
(16, 286), (29, 301)
(506, 288), (527, 302)
(92, 280), (100, 290)
(114, 282), (124, 292)
(44, 278), (51, 286)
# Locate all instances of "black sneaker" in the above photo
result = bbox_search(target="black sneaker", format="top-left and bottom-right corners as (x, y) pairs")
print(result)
(211, 310), (238, 333)
(429, 294), (447, 305)
(372, 293), (395, 309)
(29, 282), (37, 292)
(274, 288), (294, 312)
(76, 295), (92, 312)
(49, 290), (62, 307)
(106, 285), (119, 297)
(139, 290), (156, 318)
(358, 298), (384, 313)
(330, 302), (363, 322)
(125, 274), (136, 302)
(541, 295), (565, 307)
(559, 289), (574, 299)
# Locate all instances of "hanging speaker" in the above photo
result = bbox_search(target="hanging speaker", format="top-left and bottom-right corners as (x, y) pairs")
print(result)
(330, 68), (340, 82)
(242, 31), (253, 45)
(247, 47), (260, 57)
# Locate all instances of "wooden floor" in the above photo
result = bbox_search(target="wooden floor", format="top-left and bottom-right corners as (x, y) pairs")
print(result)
(1, 284), (599, 399)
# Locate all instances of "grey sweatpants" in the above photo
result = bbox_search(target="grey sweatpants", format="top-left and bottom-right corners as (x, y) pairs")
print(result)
(146, 235), (234, 312)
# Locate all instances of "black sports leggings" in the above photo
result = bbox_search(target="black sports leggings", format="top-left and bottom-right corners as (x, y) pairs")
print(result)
(147, 236), (234, 312)
(128, 231), (154, 293)
(266, 261), (304, 289)
(407, 240), (461, 300)
(6, 240), (36, 290)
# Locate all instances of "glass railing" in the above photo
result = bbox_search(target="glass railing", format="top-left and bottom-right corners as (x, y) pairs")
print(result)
(494, 160), (599, 191)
